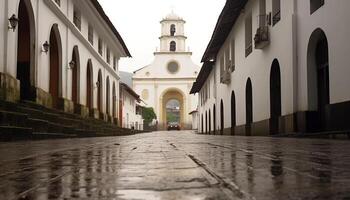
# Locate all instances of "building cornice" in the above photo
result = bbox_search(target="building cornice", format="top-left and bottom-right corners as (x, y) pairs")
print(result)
(153, 52), (192, 56)
(44, 0), (121, 80)
(133, 77), (197, 81)
(159, 35), (187, 40)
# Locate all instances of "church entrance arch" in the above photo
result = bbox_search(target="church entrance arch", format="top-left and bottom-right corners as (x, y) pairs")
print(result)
(17, 0), (36, 100)
(160, 88), (185, 130)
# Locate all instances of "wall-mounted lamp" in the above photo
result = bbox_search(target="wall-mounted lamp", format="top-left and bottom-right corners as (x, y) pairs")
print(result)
(41, 41), (50, 53)
(68, 60), (75, 69)
(8, 14), (19, 31)
(95, 81), (100, 88)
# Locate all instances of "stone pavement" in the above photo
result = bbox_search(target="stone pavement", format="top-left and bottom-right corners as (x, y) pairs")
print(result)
(0, 131), (350, 200)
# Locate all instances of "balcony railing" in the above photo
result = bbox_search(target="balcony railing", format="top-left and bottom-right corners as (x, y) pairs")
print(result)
(245, 44), (252, 57)
(273, 10), (281, 26)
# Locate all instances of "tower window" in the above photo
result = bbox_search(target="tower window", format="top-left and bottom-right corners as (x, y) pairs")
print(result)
(170, 41), (176, 52)
(272, 0), (281, 25)
(310, 0), (324, 14)
(170, 24), (176, 36)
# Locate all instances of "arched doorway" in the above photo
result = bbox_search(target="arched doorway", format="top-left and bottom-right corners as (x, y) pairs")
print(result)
(86, 60), (93, 110)
(201, 114), (204, 133)
(106, 76), (110, 115)
(231, 91), (236, 135)
(112, 82), (116, 118)
(307, 29), (329, 131)
(71, 46), (80, 104)
(246, 78), (253, 136)
(220, 99), (224, 135)
(213, 104), (216, 135)
(208, 109), (211, 135)
(17, 0), (35, 100)
(161, 89), (184, 129)
(49, 24), (62, 108)
(205, 111), (208, 134)
(270, 59), (281, 135)
(97, 69), (103, 113)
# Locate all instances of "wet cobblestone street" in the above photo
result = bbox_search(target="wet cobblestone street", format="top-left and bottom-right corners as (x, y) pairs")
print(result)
(0, 131), (350, 200)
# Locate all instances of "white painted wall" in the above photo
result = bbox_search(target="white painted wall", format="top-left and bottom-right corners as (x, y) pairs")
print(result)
(1, 0), (128, 117)
(197, 0), (350, 133)
(121, 89), (143, 130)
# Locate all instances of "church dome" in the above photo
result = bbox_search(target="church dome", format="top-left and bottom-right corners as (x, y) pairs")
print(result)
(164, 11), (182, 21)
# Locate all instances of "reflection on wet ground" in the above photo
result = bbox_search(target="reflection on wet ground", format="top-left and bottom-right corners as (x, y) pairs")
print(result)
(0, 131), (350, 199)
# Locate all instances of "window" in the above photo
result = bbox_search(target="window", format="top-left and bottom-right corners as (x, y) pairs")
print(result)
(259, 0), (266, 27)
(170, 41), (176, 52)
(54, 0), (60, 6)
(245, 13), (252, 57)
(220, 55), (224, 79)
(272, 0), (281, 25)
(170, 24), (176, 36)
(73, 7), (81, 30)
(88, 25), (94, 45)
(310, 0), (324, 14)
(106, 48), (110, 64)
(98, 38), (103, 56)
(113, 56), (117, 70)
(225, 46), (230, 72)
(230, 39), (235, 72)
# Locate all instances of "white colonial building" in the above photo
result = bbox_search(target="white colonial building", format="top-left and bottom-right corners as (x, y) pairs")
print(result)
(0, 0), (130, 123)
(133, 12), (200, 130)
(119, 82), (143, 130)
(191, 0), (350, 136)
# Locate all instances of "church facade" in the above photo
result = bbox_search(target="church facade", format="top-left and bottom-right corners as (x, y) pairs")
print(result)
(0, 0), (130, 123)
(133, 12), (199, 130)
(191, 0), (350, 136)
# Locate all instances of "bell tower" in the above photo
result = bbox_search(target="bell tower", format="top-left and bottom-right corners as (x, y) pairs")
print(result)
(157, 11), (189, 53)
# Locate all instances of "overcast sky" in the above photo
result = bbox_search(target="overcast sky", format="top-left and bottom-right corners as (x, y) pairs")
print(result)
(98, 0), (226, 73)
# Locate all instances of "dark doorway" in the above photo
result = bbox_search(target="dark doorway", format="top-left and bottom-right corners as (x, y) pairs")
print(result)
(315, 35), (329, 129)
(213, 104), (216, 135)
(220, 99), (224, 135)
(49, 24), (62, 108)
(231, 91), (236, 135)
(17, 0), (35, 100)
(270, 59), (282, 135)
(112, 82), (116, 118)
(97, 70), (103, 112)
(86, 60), (93, 110)
(71, 46), (80, 104)
(209, 109), (211, 135)
(307, 29), (329, 131)
(106, 76), (110, 115)
(201, 114), (204, 134)
(205, 111), (208, 134)
(246, 78), (253, 136)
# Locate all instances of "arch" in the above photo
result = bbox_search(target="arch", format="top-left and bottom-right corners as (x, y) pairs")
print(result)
(71, 46), (80, 104)
(170, 24), (176, 36)
(205, 111), (208, 134)
(86, 59), (93, 110)
(170, 41), (176, 52)
(246, 78), (253, 136)
(208, 109), (211, 135)
(270, 59), (282, 135)
(307, 28), (329, 130)
(220, 99), (224, 135)
(231, 91), (236, 135)
(112, 82), (116, 118)
(97, 69), (103, 112)
(106, 76), (110, 115)
(201, 114), (204, 134)
(213, 104), (216, 135)
(16, 0), (36, 100)
(160, 88), (185, 129)
(49, 24), (63, 108)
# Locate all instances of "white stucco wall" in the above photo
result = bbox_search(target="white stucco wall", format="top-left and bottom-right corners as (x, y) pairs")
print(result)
(1, 0), (128, 117)
(121, 89), (143, 130)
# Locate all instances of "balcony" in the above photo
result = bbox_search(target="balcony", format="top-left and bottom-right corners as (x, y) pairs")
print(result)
(220, 70), (231, 84)
(254, 26), (270, 49)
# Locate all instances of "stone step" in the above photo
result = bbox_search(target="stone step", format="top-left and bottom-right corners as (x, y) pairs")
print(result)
(32, 132), (78, 140)
(0, 110), (28, 127)
(0, 126), (33, 141)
